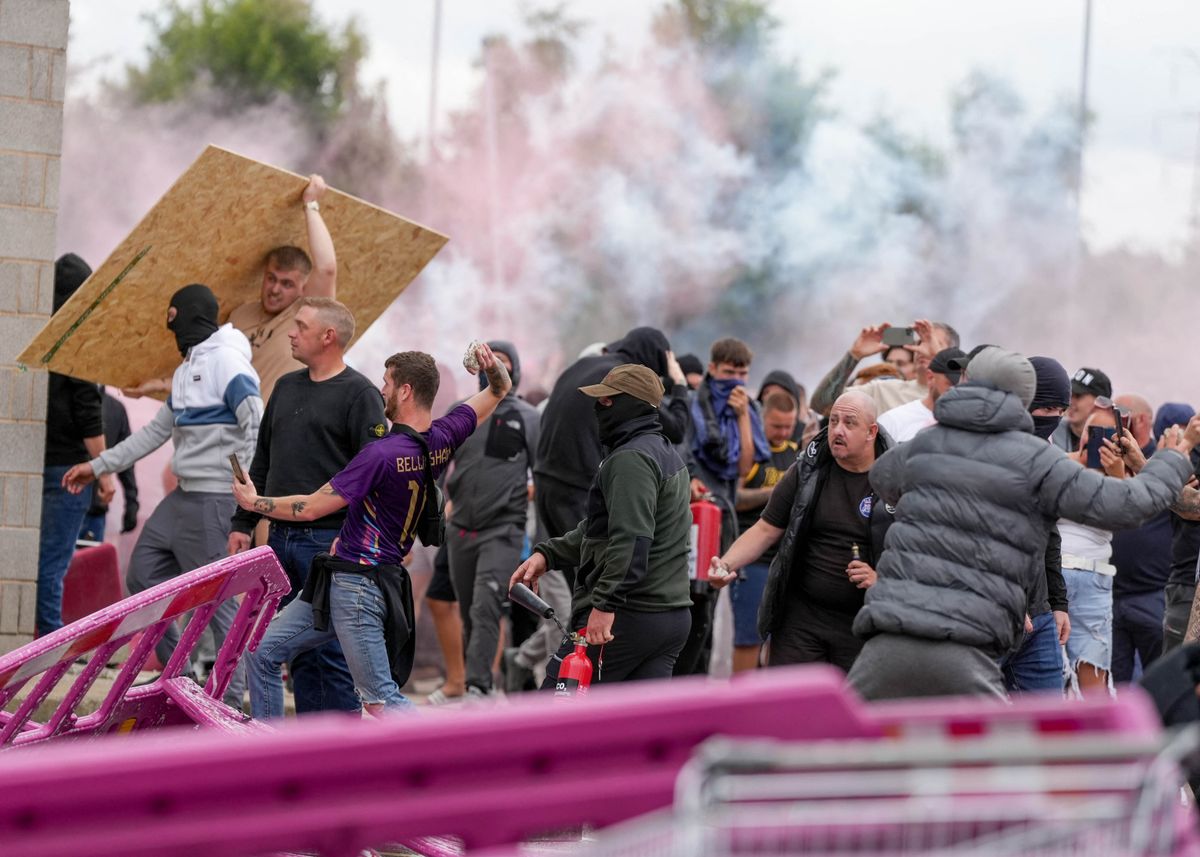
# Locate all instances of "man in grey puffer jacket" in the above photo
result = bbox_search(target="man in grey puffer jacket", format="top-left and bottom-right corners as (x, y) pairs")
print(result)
(848, 347), (1200, 701)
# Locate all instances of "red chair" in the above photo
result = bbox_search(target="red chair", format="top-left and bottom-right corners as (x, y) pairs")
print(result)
(61, 543), (124, 626)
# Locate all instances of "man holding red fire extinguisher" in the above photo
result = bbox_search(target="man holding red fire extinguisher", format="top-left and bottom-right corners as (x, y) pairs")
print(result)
(509, 364), (694, 685)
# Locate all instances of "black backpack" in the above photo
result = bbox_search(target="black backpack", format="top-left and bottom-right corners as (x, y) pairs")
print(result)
(393, 424), (446, 547)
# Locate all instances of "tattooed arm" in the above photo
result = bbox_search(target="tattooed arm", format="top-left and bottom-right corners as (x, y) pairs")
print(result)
(231, 480), (347, 522)
(1171, 484), (1200, 522)
(464, 341), (513, 427)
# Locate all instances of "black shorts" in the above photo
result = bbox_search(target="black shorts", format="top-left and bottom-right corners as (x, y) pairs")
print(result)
(425, 543), (457, 602)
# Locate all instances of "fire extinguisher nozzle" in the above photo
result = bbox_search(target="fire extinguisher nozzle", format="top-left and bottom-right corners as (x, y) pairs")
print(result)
(508, 582), (555, 619)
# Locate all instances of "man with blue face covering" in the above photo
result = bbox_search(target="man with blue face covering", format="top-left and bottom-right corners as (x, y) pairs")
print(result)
(676, 337), (771, 674)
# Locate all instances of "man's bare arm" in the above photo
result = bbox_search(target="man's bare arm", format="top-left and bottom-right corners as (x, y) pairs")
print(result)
(464, 343), (513, 426)
(735, 486), (774, 511)
(811, 324), (891, 416)
(235, 481), (347, 522)
(1171, 484), (1200, 521)
(302, 175), (337, 298)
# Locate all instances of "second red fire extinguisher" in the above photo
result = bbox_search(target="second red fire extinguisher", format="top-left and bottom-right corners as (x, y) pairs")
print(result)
(689, 497), (722, 585)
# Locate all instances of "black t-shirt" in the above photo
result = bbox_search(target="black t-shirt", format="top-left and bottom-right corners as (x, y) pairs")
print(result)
(1168, 515), (1200, 588)
(797, 466), (873, 614)
(231, 366), (387, 534)
(738, 440), (797, 563)
(761, 461), (873, 615)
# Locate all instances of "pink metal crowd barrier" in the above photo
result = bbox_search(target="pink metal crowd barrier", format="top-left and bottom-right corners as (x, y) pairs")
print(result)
(0, 663), (1181, 857)
(0, 545), (289, 747)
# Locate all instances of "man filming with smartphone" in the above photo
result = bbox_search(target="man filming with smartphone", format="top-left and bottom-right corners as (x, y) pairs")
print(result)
(810, 319), (960, 418)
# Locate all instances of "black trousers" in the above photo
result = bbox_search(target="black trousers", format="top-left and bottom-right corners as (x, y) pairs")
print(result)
(769, 599), (864, 674)
(542, 607), (691, 687)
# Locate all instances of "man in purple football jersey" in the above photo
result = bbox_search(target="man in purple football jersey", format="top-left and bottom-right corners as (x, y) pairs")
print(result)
(235, 343), (512, 718)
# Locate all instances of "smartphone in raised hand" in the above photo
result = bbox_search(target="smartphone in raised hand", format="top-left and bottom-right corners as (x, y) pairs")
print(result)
(1086, 426), (1118, 470)
(229, 454), (247, 485)
(881, 326), (917, 347)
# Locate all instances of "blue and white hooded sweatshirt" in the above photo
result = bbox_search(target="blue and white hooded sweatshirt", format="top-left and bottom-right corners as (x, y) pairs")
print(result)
(92, 325), (262, 493)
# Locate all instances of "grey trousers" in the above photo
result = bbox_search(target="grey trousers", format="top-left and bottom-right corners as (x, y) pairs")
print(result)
(447, 522), (525, 692)
(126, 489), (245, 707)
(847, 633), (1008, 702)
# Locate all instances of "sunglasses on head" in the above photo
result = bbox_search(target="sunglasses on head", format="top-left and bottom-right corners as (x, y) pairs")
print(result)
(1095, 397), (1130, 419)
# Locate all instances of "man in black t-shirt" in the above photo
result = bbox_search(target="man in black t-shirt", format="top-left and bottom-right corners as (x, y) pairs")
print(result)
(229, 296), (386, 715)
(710, 391), (894, 673)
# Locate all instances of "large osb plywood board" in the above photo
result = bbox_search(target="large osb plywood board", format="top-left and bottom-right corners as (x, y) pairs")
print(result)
(18, 146), (447, 389)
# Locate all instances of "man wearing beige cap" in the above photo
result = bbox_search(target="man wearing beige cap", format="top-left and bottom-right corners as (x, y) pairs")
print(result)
(511, 364), (693, 685)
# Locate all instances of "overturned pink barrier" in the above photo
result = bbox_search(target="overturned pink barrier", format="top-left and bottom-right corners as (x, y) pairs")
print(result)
(0, 662), (1177, 857)
(0, 546), (289, 747)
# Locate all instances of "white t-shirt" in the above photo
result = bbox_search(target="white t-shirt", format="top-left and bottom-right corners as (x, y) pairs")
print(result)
(1058, 519), (1113, 564)
(877, 398), (935, 444)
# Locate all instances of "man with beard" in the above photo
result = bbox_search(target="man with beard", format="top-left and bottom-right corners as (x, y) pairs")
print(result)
(511, 365), (693, 685)
(237, 344), (512, 717)
(63, 284), (262, 707)
(709, 391), (894, 672)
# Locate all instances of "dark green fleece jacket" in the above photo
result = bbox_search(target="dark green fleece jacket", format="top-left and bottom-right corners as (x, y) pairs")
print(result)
(534, 418), (692, 618)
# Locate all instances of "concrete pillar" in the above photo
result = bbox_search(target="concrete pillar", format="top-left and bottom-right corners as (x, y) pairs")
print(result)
(0, 0), (70, 653)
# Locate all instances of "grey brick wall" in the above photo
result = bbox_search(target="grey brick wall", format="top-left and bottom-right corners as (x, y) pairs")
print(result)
(0, 0), (70, 653)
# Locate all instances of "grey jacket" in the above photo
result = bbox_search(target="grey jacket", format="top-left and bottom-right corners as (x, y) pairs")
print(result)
(855, 384), (1192, 657)
(445, 394), (540, 531)
(758, 426), (896, 639)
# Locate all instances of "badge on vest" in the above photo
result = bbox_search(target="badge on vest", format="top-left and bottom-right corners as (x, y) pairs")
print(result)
(806, 441), (818, 459)
(858, 496), (873, 518)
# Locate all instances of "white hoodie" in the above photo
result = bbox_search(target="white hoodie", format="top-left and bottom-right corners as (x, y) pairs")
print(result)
(93, 324), (262, 493)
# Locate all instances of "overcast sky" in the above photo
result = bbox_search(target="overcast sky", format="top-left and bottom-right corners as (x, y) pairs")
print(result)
(68, 0), (1200, 255)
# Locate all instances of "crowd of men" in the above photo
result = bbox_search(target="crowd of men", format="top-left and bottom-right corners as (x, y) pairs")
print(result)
(37, 172), (1200, 714)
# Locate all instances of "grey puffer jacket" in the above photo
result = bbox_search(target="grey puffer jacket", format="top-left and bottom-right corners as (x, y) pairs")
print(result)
(854, 384), (1193, 657)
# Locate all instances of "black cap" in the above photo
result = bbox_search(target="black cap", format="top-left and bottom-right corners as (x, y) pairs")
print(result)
(945, 343), (996, 374)
(1071, 367), (1112, 399)
(677, 353), (704, 377)
(929, 347), (966, 382)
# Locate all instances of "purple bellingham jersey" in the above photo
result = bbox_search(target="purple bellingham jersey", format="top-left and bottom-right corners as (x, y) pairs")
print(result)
(330, 404), (476, 566)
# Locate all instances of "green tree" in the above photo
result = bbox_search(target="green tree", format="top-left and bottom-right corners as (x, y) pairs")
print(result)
(125, 0), (365, 121)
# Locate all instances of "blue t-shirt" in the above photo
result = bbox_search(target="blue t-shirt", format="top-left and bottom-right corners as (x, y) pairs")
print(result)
(331, 404), (476, 566)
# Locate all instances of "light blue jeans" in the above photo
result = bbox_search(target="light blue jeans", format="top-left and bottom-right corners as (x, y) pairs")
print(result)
(247, 572), (414, 718)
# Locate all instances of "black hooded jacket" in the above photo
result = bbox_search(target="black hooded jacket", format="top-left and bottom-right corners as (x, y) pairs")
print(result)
(535, 327), (688, 492)
(45, 254), (104, 467)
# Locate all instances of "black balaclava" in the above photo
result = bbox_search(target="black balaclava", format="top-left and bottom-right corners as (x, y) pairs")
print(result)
(1028, 356), (1071, 440)
(595, 394), (657, 447)
(53, 253), (92, 313)
(168, 283), (220, 356)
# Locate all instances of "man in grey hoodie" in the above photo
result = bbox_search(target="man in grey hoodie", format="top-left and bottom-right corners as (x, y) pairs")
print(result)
(847, 347), (1200, 701)
(64, 285), (262, 707)
(444, 341), (540, 696)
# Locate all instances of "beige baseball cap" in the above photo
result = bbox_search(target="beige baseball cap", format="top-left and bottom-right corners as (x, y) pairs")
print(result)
(578, 363), (665, 407)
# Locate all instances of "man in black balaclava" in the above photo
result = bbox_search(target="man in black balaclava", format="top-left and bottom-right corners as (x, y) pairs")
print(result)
(166, 283), (220, 356)
(533, 327), (688, 595)
(36, 253), (114, 636)
(440, 341), (543, 697)
(1000, 355), (1072, 694)
(512, 364), (693, 686)
(63, 284), (262, 708)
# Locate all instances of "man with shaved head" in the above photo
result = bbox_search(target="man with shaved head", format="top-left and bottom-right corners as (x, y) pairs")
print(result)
(708, 390), (895, 672)
(1110, 393), (1173, 682)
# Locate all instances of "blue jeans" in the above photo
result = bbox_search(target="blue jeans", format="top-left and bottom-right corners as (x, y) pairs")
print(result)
(1063, 567), (1113, 672)
(730, 562), (770, 646)
(267, 526), (359, 714)
(36, 465), (93, 635)
(1001, 611), (1063, 693)
(79, 511), (106, 543)
(247, 572), (414, 718)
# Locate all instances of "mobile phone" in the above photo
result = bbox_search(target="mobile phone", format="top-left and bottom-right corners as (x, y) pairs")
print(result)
(229, 454), (247, 485)
(881, 327), (917, 347)
(1086, 426), (1118, 470)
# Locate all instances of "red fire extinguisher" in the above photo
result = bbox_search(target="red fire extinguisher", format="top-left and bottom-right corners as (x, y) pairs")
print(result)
(554, 632), (594, 698)
(689, 498), (722, 584)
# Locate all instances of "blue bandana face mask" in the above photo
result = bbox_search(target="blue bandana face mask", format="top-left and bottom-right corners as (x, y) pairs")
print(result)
(709, 377), (744, 397)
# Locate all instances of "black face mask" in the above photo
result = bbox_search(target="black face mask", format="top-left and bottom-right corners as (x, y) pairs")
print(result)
(1031, 413), (1062, 440)
(595, 395), (655, 447)
(167, 283), (220, 356)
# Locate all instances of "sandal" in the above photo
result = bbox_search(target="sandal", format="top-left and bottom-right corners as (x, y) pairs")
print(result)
(425, 686), (464, 706)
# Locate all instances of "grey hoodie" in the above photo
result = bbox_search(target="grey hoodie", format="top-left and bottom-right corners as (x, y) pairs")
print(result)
(855, 383), (1192, 657)
(92, 324), (262, 493)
